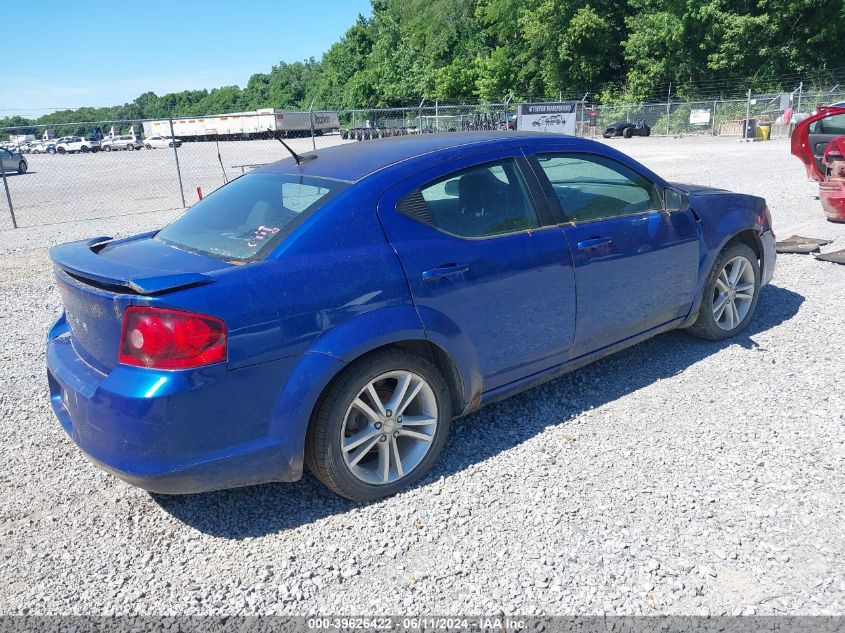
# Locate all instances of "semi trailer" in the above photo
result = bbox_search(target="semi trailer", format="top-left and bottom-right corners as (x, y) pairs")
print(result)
(142, 108), (339, 141)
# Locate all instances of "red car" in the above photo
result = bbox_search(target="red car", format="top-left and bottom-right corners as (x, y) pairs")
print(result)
(791, 106), (845, 222)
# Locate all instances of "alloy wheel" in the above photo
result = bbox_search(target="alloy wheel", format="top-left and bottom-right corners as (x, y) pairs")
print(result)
(712, 255), (755, 330)
(340, 370), (438, 485)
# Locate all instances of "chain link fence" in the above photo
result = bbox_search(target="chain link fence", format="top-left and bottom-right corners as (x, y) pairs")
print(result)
(2, 88), (844, 230)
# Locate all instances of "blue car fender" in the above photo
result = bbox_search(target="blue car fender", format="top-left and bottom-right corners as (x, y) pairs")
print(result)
(683, 193), (768, 324)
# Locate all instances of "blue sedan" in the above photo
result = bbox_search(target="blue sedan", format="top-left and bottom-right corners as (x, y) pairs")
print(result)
(46, 132), (776, 500)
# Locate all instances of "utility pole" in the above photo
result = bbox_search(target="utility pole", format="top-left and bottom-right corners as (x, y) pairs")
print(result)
(796, 81), (803, 116)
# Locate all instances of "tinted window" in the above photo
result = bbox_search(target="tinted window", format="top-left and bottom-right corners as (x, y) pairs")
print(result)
(402, 159), (539, 238)
(536, 153), (660, 221)
(156, 173), (347, 262)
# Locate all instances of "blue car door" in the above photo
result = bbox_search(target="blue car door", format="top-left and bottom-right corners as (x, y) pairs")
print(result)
(530, 152), (700, 357)
(376, 151), (576, 392)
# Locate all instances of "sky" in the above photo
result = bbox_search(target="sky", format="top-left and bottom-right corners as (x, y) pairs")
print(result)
(0, 0), (372, 117)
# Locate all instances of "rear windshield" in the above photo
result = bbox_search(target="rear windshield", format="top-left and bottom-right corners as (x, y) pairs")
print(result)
(156, 172), (347, 262)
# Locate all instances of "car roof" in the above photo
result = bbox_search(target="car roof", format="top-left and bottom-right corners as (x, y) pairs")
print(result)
(255, 131), (593, 183)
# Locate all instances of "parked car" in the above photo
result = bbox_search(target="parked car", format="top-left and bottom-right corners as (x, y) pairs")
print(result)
(604, 120), (651, 138)
(47, 132), (775, 500)
(101, 134), (143, 151)
(791, 105), (845, 222)
(0, 147), (28, 174)
(55, 137), (100, 154)
(144, 135), (182, 149)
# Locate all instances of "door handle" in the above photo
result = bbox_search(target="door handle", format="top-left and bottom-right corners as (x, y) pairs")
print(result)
(576, 237), (613, 250)
(421, 263), (469, 282)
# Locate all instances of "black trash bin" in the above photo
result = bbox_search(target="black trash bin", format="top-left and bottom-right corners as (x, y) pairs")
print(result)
(741, 118), (758, 140)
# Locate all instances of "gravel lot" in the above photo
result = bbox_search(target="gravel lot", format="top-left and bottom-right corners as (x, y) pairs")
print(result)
(0, 136), (843, 616)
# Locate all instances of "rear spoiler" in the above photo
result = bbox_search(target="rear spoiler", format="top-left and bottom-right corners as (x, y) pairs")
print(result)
(50, 236), (215, 295)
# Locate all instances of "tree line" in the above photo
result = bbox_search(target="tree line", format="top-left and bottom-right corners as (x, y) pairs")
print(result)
(3, 0), (843, 130)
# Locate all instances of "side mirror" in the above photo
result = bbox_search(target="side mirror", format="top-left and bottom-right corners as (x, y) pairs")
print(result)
(663, 187), (688, 211)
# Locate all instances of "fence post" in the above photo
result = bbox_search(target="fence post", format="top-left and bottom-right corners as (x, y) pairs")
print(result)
(417, 98), (424, 131)
(503, 94), (512, 131)
(665, 83), (672, 136)
(0, 155), (17, 229)
(744, 88), (752, 140)
(309, 98), (316, 151)
(796, 81), (803, 115)
(580, 93), (587, 137)
(711, 99), (718, 136)
(168, 115), (186, 208)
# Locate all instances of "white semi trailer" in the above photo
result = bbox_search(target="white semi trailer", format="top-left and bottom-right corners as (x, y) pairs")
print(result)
(142, 108), (339, 141)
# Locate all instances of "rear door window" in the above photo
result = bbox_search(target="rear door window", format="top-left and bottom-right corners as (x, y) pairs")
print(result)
(398, 158), (540, 238)
(156, 172), (347, 261)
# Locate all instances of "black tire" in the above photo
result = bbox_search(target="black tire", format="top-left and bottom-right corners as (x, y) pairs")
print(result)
(47, 148), (55, 155)
(81, 146), (90, 153)
(56, 147), (66, 154)
(145, 144), (152, 150)
(126, 145), (134, 151)
(602, 132), (612, 138)
(18, 161), (27, 175)
(305, 348), (452, 501)
(623, 127), (633, 138)
(687, 241), (761, 341)
(644, 126), (651, 137)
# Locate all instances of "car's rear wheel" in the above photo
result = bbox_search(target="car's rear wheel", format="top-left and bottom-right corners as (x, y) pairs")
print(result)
(81, 146), (89, 153)
(623, 127), (633, 138)
(145, 144), (152, 150)
(126, 144), (134, 151)
(105, 145), (111, 151)
(688, 241), (760, 340)
(18, 161), (27, 174)
(306, 348), (451, 501)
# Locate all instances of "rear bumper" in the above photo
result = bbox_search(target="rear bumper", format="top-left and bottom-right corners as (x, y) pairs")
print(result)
(46, 326), (299, 494)
(760, 229), (776, 286)
(820, 181), (845, 222)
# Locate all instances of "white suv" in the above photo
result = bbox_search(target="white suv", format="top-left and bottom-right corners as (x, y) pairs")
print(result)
(55, 137), (100, 154)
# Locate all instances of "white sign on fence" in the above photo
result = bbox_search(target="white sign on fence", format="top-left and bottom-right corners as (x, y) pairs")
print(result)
(517, 102), (577, 134)
(689, 109), (711, 125)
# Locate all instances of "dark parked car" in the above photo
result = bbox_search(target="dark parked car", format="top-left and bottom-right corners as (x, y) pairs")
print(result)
(47, 132), (775, 501)
(604, 120), (651, 138)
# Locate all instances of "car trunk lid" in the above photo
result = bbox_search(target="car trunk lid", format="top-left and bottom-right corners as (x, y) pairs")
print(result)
(50, 233), (228, 371)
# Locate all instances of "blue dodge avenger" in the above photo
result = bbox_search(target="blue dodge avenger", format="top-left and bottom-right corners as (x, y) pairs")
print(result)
(47, 132), (776, 500)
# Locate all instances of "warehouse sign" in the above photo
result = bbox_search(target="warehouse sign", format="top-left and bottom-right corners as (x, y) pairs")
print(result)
(517, 102), (577, 135)
(689, 109), (711, 125)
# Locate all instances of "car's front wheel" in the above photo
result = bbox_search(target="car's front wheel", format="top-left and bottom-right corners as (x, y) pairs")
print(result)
(688, 241), (760, 340)
(306, 348), (451, 501)
(18, 161), (27, 174)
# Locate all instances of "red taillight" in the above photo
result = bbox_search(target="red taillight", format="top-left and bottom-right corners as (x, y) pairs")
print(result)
(118, 307), (226, 369)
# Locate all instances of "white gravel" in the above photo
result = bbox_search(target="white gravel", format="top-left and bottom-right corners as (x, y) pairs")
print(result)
(0, 135), (843, 616)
